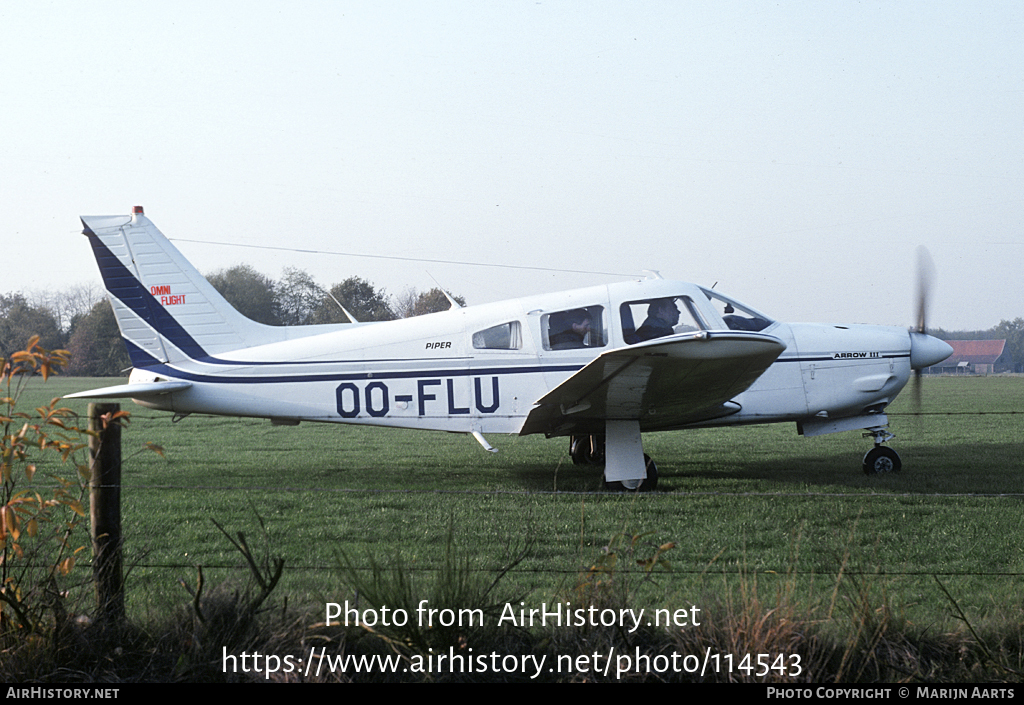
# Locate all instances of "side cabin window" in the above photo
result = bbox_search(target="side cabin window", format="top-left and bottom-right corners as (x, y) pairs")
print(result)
(472, 321), (523, 350)
(543, 306), (606, 350)
(621, 296), (704, 344)
(700, 288), (774, 332)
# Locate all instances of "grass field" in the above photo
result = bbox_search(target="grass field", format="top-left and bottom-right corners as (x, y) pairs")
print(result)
(9, 374), (1024, 680)
(23, 376), (1022, 614)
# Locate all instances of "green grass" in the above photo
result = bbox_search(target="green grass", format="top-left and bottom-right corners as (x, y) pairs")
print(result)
(16, 375), (1024, 640)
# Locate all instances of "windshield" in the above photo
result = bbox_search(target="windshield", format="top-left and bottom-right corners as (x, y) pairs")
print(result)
(700, 288), (774, 332)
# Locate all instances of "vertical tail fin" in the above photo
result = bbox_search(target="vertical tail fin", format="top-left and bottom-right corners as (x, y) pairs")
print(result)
(81, 207), (280, 367)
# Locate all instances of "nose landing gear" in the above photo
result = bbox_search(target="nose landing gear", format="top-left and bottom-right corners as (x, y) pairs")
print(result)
(862, 427), (901, 474)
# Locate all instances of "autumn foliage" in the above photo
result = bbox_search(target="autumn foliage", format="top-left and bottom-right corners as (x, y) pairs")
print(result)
(0, 336), (90, 634)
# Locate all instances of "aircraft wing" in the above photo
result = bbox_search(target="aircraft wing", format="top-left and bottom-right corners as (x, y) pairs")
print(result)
(520, 331), (786, 436)
(64, 381), (193, 400)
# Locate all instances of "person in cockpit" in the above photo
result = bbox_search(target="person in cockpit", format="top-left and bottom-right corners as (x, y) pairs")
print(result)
(635, 298), (680, 341)
(548, 309), (592, 349)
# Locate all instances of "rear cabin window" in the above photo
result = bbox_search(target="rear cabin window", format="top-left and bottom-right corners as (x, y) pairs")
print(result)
(472, 321), (522, 350)
(544, 306), (606, 350)
(620, 296), (704, 344)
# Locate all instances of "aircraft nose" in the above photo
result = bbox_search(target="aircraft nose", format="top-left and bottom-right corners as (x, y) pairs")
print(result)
(909, 332), (953, 370)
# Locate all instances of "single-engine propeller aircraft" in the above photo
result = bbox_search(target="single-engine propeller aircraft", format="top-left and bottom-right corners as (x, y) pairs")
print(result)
(68, 207), (953, 489)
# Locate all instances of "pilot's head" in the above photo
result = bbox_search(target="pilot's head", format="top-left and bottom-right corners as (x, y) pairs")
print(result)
(649, 298), (680, 326)
(566, 309), (591, 334)
(553, 309), (591, 335)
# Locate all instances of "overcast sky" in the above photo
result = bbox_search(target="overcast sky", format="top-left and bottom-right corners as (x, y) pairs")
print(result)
(2, 1), (1020, 330)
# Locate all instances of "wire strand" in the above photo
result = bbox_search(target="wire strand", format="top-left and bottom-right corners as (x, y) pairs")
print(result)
(169, 237), (636, 278)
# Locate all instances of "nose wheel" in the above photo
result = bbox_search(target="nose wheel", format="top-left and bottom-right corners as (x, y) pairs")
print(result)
(863, 446), (901, 474)
(862, 427), (901, 474)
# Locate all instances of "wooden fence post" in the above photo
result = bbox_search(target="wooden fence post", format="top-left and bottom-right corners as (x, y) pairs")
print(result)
(89, 402), (125, 627)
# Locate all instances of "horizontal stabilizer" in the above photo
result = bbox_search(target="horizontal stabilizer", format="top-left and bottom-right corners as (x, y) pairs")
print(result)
(64, 381), (193, 400)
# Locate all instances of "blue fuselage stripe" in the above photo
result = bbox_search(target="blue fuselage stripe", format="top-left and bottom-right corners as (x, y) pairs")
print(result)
(137, 362), (586, 385)
(134, 351), (909, 388)
(775, 354), (909, 363)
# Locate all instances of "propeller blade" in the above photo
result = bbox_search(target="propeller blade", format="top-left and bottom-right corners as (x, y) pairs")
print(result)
(913, 366), (923, 413)
(915, 246), (936, 334)
(912, 246), (937, 420)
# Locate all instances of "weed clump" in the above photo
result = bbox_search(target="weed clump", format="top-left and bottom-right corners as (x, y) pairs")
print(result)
(3, 522), (1024, 682)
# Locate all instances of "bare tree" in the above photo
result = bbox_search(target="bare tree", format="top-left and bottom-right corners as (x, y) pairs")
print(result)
(26, 283), (103, 333)
(394, 287), (420, 319)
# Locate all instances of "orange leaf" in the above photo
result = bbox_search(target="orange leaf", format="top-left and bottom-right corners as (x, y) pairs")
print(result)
(0, 505), (19, 540)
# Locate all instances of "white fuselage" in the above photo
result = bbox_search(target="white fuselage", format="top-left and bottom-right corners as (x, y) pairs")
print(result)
(125, 279), (915, 439)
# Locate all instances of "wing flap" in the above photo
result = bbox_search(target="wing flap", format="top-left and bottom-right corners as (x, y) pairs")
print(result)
(64, 381), (192, 400)
(520, 331), (785, 436)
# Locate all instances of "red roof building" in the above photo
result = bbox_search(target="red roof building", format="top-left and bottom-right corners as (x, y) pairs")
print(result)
(931, 340), (1007, 374)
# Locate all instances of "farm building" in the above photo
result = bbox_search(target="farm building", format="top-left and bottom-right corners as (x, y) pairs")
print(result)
(927, 340), (1007, 375)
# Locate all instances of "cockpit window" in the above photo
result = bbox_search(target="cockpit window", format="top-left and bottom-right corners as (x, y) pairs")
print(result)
(544, 306), (606, 350)
(621, 296), (705, 344)
(472, 321), (522, 350)
(700, 288), (774, 332)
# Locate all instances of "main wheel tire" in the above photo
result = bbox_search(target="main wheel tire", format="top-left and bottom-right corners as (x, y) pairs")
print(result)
(863, 446), (901, 475)
(605, 455), (659, 491)
(570, 434), (605, 466)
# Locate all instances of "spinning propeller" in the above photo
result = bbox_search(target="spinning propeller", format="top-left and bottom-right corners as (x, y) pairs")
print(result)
(915, 246), (935, 338)
(913, 247), (933, 410)
(908, 246), (951, 412)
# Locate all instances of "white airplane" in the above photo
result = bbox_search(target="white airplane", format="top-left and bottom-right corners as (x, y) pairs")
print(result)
(68, 207), (953, 490)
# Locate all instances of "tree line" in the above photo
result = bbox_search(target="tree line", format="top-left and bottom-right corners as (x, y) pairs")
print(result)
(4, 270), (1023, 375)
(1, 266), (465, 376)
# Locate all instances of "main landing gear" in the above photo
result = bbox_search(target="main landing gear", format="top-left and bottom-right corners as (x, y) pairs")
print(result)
(570, 434), (605, 466)
(862, 427), (901, 475)
(570, 433), (659, 491)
